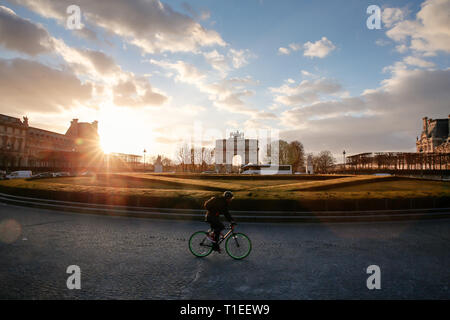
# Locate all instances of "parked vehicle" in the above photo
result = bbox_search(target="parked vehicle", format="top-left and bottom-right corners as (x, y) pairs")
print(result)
(241, 164), (292, 174)
(6, 171), (33, 179)
(31, 172), (53, 179)
(54, 172), (71, 177)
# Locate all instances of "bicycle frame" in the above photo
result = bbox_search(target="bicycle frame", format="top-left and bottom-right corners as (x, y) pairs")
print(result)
(216, 226), (236, 245)
(203, 225), (235, 247)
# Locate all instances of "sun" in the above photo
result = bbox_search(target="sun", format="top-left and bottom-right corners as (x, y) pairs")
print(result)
(98, 108), (154, 155)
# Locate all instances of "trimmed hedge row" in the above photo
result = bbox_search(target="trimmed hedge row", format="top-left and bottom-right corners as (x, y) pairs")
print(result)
(1, 185), (449, 212)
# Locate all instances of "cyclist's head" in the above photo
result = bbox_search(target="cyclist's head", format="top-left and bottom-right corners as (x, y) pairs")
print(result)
(223, 191), (234, 202)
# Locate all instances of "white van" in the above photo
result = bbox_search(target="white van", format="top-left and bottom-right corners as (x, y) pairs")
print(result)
(6, 171), (32, 179)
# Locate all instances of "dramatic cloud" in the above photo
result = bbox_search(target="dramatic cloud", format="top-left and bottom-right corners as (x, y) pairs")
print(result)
(271, 78), (343, 107)
(228, 48), (254, 69)
(203, 50), (229, 74)
(149, 56), (265, 117)
(278, 38), (335, 58)
(149, 59), (206, 85)
(0, 5), (53, 55)
(0, 58), (92, 113)
(303, 37), (336, 58)
(403, 55), (435, 68)
(382, 7), (407, 28)
(113, 78), (168, 107)
(386, 0), (450, 55)
(280, 68), (450, 155)
(202, 48), (254, 75)
(0, 6), (169, 109)
(8, 0), (226, 54)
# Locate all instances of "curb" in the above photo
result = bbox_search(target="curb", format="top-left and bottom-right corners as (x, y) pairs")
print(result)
(1, 192), (450, 223)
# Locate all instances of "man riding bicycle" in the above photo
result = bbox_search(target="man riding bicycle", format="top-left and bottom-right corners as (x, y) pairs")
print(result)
(204, 191), (236, 253)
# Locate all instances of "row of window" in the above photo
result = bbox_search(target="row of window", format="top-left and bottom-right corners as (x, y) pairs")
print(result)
(0, 125), (26, 136)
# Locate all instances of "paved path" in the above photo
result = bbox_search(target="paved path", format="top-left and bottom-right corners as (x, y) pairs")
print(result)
(0, 203), (449, 299)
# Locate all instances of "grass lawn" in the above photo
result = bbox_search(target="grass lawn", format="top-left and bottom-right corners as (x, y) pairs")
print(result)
(1, 173), (449, 198)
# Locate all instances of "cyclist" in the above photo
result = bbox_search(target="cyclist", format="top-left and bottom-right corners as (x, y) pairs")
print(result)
(204, 191), (236, 253)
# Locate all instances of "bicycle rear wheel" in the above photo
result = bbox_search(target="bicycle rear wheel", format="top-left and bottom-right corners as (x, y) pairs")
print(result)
(225, 232), (252, 260)
(188, 231), (213, 257)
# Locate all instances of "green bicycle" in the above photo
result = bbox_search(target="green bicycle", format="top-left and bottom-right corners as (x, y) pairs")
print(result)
(188, 224), (252, 260)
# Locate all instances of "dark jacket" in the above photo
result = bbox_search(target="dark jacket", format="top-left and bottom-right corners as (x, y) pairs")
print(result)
(205, 196), (234, 222)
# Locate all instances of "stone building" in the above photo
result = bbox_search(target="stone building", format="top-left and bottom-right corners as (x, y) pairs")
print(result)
(0, 114), (101, 171)
(215, 131), (259, 173)
(416, 116), (450, 153)
(0, 114), (28, 169)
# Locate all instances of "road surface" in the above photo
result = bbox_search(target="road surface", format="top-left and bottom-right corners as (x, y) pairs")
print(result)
(0, 203), (449, 299)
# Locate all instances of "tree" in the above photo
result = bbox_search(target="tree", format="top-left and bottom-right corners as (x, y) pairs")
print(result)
(267, 140), (305, 172)
(176, 143), (190, 172)
(312, 150), (336, 173)
(287, 140), (305, 172)
(161, 156), (172, 167)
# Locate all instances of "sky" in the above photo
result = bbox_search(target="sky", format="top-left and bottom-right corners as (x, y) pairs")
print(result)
(0, 0), (449, 162)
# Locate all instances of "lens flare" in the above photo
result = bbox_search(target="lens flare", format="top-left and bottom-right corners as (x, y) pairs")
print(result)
(0, 219), (22, 244)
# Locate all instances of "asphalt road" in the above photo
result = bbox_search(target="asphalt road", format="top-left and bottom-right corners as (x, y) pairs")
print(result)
(0, 203), (449, 299)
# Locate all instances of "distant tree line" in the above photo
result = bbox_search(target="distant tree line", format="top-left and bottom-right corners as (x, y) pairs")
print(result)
(166, 139), (336, 174)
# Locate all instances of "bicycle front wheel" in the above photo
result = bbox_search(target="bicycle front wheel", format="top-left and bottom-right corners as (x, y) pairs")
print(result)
(188, 231), (213, 257)
(225, 232), (252, 260)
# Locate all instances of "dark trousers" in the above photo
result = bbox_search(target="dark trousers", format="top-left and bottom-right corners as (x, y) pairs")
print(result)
(205, 214), (224, 242)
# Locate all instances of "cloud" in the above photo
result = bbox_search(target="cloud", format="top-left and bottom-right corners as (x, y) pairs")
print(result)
(279, 68), (450, 155)
(271, 78), (343, 107)
(288, 43), (302, 51)
(203, 49), (229, 74)
(0, 5), (53, 55)
(8, 0), (226, 54)
(382, 7), (407, 28)
(149, 59), (206, 85)
(386, 0), (450, 56)
(303, 37), (336, 58)
(202, 48), (254, 75)
(181, 2), (210, 21)
(228, 48), (254, 68)
(113, 78), (168, 107)
(0, 58), (92, 113)
(278, 47), (290, 55)
(403, 55), (435, 68)
(149, 56), (263, 116)
(301, 70), (315, 77)
(0, 6), (169, 109)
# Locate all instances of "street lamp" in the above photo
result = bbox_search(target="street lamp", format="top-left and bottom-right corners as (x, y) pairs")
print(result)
(343, 150), (346, 171)
(143, 149), (147, 171)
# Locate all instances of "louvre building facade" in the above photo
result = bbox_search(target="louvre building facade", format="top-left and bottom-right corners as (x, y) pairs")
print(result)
(416, 116), (450, 153)
(0, 114), (102, 171)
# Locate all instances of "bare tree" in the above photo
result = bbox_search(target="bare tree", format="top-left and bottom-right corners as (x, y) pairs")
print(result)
(287, 140), (305, 172)
(161, 156), (172, 167)
(176, 143), (191, 172)
(312, 150), (336, 173)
